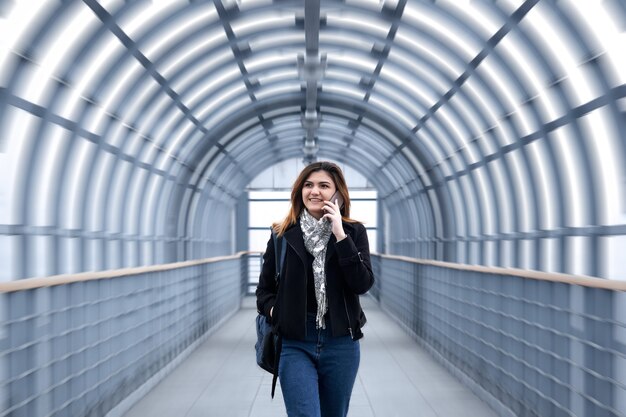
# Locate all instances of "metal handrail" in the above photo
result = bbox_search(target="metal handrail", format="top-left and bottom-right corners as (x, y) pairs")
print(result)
(0, 252), (251, 417)
(0, 252), (250, 293)
(375, 253), (626, 290)
(372, 253), (626, 417)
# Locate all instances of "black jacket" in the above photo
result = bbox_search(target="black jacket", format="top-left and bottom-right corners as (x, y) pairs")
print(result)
(256, 220), (375, 341)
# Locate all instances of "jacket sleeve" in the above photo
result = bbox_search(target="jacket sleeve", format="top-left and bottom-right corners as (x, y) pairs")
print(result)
(255, 233), (277, 318)
(335, 222), (375, 295)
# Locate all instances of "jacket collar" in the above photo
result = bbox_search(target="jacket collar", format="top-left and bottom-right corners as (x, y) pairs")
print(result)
(283, 222), (307, 264)
(283, 219), (355, 266)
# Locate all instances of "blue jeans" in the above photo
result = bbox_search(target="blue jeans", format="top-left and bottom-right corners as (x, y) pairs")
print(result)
(279, 314), (360, 417)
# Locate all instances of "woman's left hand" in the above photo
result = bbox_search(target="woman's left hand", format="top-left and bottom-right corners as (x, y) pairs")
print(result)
(323, 198), (347, 241)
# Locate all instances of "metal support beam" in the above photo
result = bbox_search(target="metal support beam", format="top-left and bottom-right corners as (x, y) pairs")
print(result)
(300, 0), (323, 162)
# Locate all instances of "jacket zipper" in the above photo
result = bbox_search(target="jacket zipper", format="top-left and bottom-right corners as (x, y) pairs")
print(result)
(304, 273), (308, 338)
(282, 238), (308, 338)
(342, 291), (354, 340)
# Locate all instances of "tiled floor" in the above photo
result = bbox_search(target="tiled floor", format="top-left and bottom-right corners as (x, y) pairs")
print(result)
(123, 297), (498, 417)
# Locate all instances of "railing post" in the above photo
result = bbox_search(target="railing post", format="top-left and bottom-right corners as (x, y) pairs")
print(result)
(34, 287), (51, 417)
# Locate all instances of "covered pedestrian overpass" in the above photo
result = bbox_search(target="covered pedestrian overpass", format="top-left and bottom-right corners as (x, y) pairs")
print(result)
(1, 1), (626, 416)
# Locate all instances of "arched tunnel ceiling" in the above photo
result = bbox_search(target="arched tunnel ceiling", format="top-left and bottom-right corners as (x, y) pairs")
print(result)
(3, 0), (621, 195)
(1, 0), (626, 278)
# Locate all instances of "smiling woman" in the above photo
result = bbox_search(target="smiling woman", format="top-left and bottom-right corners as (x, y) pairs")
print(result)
(256, 161), (375, 416)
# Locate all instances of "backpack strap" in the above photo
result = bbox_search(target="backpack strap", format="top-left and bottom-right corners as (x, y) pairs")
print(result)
(271, 228), (287, 282)
(271, 336), (282, 398)
(269, 228), (286, 398)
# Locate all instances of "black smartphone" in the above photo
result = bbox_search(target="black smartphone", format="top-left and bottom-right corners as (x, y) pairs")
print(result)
(330, 191), (345, 210)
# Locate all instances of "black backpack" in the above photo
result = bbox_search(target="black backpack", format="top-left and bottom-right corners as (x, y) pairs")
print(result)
(255, 230), (286, 397)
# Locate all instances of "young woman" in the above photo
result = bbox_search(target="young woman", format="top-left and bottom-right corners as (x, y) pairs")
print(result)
(256, 161), (375, 417)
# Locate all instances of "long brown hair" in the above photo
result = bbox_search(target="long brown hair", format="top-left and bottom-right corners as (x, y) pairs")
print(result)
(273, 161), (356, 236)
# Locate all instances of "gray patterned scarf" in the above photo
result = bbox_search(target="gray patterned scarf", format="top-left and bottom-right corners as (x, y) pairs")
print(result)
(300, 209), (333, 329)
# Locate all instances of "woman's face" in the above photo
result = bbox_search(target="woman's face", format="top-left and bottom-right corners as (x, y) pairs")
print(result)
(301, 170), (336, 220)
